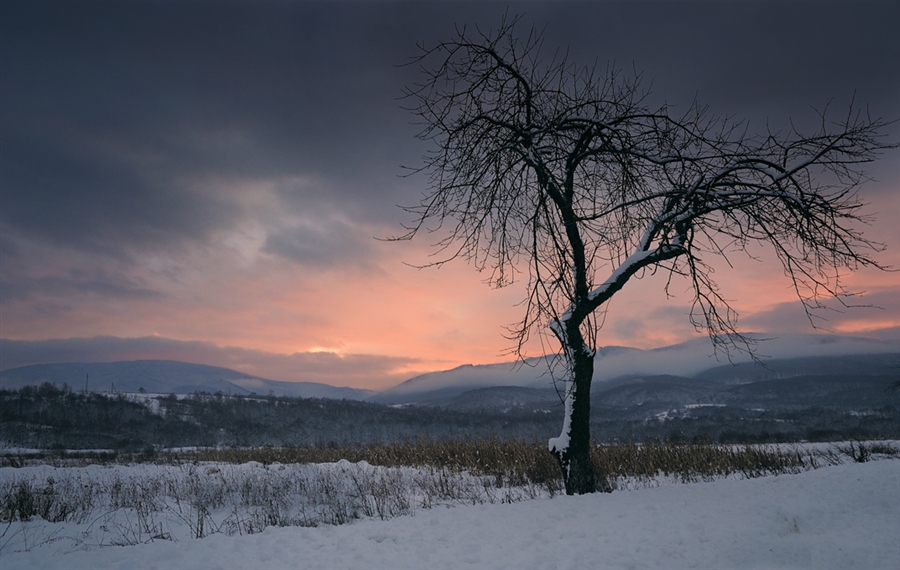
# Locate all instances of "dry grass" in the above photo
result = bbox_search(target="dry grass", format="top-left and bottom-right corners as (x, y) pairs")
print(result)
(169, 438), (811, 492)
(2, 438), (894, 549)
(592, 440), (808, 488)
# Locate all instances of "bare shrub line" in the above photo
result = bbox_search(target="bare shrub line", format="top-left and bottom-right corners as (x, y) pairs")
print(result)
(1, 438), (896, 551)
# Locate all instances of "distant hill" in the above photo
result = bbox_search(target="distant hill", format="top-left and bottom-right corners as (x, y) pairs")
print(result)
(405, 355), (898, 417)
(371, 345), (640, 405)
(1, 334), (898, 448)
(0, 360), (376, 400)
(444, 386), (560, 413)
(369, 334), (899, 422)
(2, 333), (896, 414)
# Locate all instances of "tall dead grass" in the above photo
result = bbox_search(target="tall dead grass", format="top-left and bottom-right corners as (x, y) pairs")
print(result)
(2, 439), (894, 550)
(178, 438), (811, 492)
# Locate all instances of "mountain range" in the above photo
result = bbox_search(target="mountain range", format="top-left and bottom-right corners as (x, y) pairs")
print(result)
(1, 333), (897, 417)
(372, 333), (899, 408)
(0, 360), (376, 400)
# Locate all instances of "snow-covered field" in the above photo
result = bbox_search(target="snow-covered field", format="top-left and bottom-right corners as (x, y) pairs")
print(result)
(1, 457), (897, 569)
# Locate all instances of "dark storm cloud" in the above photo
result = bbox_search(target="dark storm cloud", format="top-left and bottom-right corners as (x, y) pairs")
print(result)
(533, 2), (900, 118)
(262, 218), (377, 269)
(1, 127), (245, 255)
(0, 2), (431, 259)
(3, 1), (897, 258)
(0, 269), (162, 306)
(1, 1), (897, 367)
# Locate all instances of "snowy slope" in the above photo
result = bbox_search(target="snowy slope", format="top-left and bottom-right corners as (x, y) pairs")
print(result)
(3, 460), (897, 570)
(374, 333), (898, 406)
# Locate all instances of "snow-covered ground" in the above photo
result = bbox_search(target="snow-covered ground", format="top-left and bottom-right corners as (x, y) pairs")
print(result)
(2, 459), (897, 570)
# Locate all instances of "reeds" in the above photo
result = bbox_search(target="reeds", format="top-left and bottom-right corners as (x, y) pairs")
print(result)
(170, 437), (812, 491)
(1, 439), (895, 552)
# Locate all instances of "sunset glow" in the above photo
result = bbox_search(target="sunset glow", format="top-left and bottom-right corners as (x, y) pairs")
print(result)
(1, 2), (897, 390)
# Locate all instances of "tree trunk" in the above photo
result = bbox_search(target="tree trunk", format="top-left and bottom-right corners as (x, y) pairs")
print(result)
(549, 346), (599, 495)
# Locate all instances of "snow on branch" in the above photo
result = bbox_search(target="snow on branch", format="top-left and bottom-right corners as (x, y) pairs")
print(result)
(399, 15), (896, 363)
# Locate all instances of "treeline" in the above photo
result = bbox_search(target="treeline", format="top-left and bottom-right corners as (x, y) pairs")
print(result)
(590, 406), (900, 444)
(0, 384), (562, 451)
(2, 384), (898, 452)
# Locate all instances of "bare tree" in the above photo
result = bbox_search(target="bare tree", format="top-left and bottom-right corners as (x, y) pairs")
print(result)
(397, 17), (895, 494)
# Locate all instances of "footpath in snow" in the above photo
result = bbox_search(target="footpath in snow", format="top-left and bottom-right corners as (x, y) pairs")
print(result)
(2, 460), (898, 570)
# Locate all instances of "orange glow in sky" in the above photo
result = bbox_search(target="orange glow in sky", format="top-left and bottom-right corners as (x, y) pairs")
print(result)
(1, 2), (897, 390)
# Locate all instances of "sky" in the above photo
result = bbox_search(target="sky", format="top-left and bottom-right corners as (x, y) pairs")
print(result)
(1, 1), (898, 389)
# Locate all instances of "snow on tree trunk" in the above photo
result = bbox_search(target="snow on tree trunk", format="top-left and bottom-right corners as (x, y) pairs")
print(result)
(548, 330), (601, 495)
(402, 15), (894, 497)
